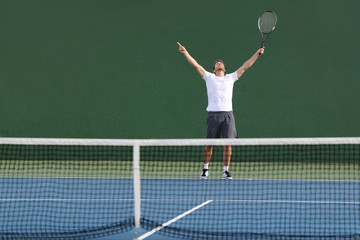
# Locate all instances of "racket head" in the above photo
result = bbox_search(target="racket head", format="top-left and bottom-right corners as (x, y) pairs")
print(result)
(258, 10), (277, 34)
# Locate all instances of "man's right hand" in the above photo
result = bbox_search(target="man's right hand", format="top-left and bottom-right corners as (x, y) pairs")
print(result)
(177, 41), (205, 77)
(177, 42), (187, 54)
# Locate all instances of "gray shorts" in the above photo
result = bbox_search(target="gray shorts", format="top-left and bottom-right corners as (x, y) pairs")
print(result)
(206, 111), (237, 138)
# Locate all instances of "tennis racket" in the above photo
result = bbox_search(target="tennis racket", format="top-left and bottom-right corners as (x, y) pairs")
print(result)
(258, 10), (277, 55)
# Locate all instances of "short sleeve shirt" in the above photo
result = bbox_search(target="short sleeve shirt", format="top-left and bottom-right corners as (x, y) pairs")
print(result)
(203, 71), (239, 111)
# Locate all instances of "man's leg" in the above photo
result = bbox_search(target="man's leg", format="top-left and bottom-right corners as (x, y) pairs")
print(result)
(221, 112), (236, 179)
(223, 145), (232, 167)
(200, 145), (213, 179)
(222, 145), (233, 180)
(204, 145), (213, 164)
(201, 112), (220, 179)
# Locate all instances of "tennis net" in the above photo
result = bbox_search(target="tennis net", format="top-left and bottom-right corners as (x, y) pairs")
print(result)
(0, 138), (359, 239)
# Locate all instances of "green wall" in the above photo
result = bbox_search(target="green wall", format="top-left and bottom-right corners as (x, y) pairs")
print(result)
(0, 0), (359, 138)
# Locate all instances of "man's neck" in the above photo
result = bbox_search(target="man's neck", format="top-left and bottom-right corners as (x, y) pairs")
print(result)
(214, 71), (225, 77)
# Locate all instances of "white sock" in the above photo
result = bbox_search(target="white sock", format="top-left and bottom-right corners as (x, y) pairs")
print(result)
(223, 166), (229, 172)
(203, 163), (209, 169)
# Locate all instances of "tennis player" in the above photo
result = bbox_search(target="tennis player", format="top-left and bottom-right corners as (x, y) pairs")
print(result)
(177, 42), (264, 180)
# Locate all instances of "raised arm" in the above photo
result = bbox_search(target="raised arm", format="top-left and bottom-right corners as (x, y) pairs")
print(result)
(177, 42), (205, 78)
(236, 48), (264, 79)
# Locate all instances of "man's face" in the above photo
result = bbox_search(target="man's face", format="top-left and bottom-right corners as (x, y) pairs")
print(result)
(213, 61), (226, 73)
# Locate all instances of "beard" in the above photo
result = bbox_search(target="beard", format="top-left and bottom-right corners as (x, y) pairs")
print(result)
(216, 67), (225, 72)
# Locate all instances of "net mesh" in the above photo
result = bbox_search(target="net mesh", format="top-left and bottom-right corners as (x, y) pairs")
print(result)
(140, 144), (359, 239)
(0, 143), (134, 239)
(0, 138), (359, 239)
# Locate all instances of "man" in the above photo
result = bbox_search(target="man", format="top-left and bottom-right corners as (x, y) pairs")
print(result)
(177, 42), (264, 180)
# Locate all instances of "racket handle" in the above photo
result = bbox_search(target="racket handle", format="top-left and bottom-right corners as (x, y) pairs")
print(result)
(259, 41), (264, 55)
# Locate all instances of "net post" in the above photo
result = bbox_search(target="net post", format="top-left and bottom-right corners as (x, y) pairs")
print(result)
(133, 142), (141, 229)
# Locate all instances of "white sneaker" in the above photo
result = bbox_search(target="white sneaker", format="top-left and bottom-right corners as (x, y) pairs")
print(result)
(200, 169), (209, 179)
(222, 171), (233, 180)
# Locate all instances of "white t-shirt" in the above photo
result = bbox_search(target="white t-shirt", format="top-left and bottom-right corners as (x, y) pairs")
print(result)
(203, 71), (239, 112)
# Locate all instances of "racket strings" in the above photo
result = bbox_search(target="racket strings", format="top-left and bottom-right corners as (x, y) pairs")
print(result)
(259, 12), (277, 34)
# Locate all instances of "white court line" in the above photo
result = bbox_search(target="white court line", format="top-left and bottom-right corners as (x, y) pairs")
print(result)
(141, 199), (360, 204)
(214, 199), (360, 204)
(136, 200), (213, 240)
(2, 177), (359, 182)
(1, 199), (359, 204)
(0, 199), (133, 201)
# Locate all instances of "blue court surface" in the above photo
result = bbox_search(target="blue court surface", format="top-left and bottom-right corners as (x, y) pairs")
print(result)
(1, 177), (359, 239)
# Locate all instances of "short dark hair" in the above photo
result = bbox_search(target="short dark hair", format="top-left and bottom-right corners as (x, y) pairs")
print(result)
(213, 59), (224, 70)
